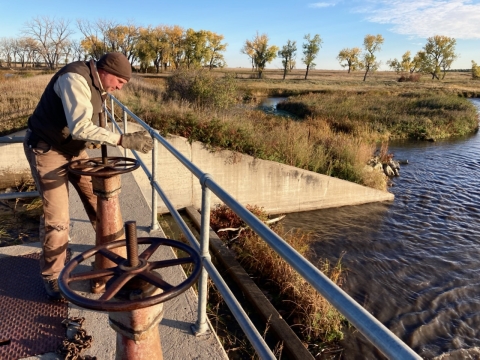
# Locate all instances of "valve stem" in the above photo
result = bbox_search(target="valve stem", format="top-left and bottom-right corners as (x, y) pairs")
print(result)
(125, 221), (139, 267)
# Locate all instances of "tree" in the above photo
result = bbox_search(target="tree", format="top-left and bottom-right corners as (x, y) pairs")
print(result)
(302, 34), (322, 80)
(241, 32), (278, 79)
(204, 31), (227, 69)
(165, 25), (185, 70)
(337, 47), (362, 73)
(77, 18), (113, 59)
(0, 37), (16, 67)
(15, 37), (40, 67)
(472, 61), (480, 80)
(22, 16), (73, 69)
(278, 40), (297, 80)
(361, 34), (384, 81)
(136, 26), (162, 72)
(104, 24), (139, 64)
(387, 51), (418, 74)
(69, 40), (87, 62)
(417, 35), (457, 80)
(183, 29), (209, 69)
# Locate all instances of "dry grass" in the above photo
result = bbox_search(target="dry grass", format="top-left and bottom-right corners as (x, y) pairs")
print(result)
(0, 178), (42, 247)
(210, 204), (346, 353)
(0, 69), (52, 136)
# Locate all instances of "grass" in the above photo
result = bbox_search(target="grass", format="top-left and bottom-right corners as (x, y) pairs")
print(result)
(111, 68), (479, 189)
(209, 204), (346, 356)
(0, 178), (42, 247)
(0, 69), (52, 136)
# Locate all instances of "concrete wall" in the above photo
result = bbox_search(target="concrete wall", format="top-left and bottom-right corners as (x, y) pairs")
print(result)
(0, 130), (32, 189)
(0, 126), (394, 215)
(122, 123), (394, 215)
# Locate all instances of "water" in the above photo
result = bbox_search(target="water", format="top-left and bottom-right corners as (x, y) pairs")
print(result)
(282, 99), (480, 359)
(257, 97), (293, 117)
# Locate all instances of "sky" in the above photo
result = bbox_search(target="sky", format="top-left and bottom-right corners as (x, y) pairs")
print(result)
(1, 0), (479, 70)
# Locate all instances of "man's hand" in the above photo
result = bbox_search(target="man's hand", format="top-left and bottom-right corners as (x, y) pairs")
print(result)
(120, 131), (154, 154)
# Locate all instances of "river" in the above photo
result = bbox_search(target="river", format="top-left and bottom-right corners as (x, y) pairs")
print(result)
(282, 99), (480, 359)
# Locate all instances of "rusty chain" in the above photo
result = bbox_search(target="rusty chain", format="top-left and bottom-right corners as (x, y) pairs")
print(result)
(57, 317), (96, 360)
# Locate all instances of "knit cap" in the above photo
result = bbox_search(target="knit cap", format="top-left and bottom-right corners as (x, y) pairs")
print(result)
(97, 52), (132, 81)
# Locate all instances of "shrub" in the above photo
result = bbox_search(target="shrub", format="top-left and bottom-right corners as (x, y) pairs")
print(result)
(398, 73), (421, 82)
(165, 68), (238, 109)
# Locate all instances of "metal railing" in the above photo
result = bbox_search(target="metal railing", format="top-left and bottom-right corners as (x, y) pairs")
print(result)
(104, 95), (421, 360)
(0, 97), (421, 359)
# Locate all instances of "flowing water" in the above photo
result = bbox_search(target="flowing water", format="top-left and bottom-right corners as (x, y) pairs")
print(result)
(282, 99), (480, 359)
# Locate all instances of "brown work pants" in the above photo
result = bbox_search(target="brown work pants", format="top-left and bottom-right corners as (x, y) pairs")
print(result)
(24, 130), (97, 279)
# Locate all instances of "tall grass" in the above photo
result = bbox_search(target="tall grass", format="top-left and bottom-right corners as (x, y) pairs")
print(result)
(116, 74), (388, 189)
(210, 204), (346, 351)
(0, 71), (52, 136)
(279, 90), (479, 141)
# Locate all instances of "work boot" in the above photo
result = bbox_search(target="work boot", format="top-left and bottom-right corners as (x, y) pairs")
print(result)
(43, 277), (64, 301)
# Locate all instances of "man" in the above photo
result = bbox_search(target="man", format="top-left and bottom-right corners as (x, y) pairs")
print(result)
(23, 52), (153, 300)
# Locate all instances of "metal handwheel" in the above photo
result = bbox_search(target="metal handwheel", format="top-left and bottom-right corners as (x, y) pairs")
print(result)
(58, 237), (201, 312)
(68, 157), (140, 178)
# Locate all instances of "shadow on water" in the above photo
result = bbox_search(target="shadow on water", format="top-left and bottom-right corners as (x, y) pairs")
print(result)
(255, 97), (297, 118)
(282, 99), (480, 359)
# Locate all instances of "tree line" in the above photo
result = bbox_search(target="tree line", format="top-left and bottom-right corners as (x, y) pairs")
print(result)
(0, 16), (228, 72)
(0, 16), (473, 81)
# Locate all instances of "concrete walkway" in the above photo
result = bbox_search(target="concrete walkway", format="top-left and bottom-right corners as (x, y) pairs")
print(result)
(1, 147), (227, 360)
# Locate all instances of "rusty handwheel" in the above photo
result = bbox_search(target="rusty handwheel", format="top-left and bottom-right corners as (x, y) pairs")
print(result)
(68, 157), (140, 178)
(58, 237), (201, 312)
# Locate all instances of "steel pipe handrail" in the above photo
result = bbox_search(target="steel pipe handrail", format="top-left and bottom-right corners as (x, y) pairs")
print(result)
(105, 94), (420, 359)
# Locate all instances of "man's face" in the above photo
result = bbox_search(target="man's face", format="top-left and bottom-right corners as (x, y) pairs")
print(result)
(98, 70), (128, 93)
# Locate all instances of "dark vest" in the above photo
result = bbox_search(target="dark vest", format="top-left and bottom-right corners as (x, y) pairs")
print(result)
(28, 60), (105, 156)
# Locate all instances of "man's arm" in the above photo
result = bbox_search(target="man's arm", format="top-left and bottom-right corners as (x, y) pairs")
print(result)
(54, 73), (121, 146)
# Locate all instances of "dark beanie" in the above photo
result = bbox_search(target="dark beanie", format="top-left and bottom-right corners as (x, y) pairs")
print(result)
(97, 52), (132, 81)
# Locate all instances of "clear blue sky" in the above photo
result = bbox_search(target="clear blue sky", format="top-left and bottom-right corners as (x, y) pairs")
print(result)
(1, 0), (479, 70)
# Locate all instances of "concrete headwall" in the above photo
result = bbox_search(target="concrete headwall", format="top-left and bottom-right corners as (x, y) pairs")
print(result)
(0, 126), (394, 214)
(123, 124), (394, 215)
(0, 130), (32, 189)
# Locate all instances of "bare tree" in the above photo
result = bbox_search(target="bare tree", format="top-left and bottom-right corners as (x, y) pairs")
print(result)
(77, 18), (116, 60)
(70, 39), (87, 61)
(22, 16), (73, 69)
(0, 37), (16, 67)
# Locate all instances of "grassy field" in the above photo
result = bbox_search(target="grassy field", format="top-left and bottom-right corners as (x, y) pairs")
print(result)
(140, 67), (480, 96)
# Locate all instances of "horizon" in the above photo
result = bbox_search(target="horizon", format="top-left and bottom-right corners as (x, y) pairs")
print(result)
(1, 0), (479, 71)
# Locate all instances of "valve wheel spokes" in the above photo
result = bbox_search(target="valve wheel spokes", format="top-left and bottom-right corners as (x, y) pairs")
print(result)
(58, 237), (201, 312)
(68, 157), (140, 177)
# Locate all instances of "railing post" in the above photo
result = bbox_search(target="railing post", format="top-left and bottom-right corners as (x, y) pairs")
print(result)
(192, 174), (212, 335)
(151, 131), (159, 231)
(123, 107), (128, 158)
(110, 97), (115, 133)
